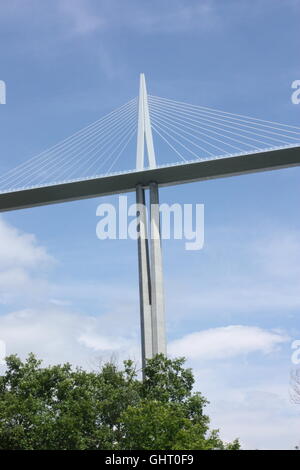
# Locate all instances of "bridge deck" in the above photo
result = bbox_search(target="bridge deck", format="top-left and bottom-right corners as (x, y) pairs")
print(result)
(0, 145), (299, 212)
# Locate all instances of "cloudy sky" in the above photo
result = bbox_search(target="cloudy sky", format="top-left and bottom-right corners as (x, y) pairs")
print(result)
(0, 0), (300, 449)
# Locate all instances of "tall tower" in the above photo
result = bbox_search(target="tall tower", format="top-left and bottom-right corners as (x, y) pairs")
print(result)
(136, 74), (166, 371)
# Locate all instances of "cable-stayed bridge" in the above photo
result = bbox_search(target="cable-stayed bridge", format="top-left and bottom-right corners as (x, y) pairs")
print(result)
(1, 74), (299, 369)
(0, 77), (299, 211)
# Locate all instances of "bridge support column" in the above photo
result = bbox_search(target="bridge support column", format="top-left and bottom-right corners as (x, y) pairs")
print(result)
(136, 185), (153, 369)
(149, 182), (166, 356)
(136, 182), (166, 373)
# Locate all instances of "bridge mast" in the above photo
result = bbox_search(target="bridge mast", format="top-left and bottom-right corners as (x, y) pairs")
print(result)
(136, 73), (166, 371)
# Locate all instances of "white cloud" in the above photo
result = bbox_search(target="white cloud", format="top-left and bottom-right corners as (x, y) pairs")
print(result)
(78, 332), (131, 352)
(0, 218), (55, 306)
(169, 325), (289, 360)
(0, 216), (139, 368)
(50, 298), (72, 307)
(57, 0), (219, 36)
(59, 0), (105, 35)
(0, 217), (53, 269)
(208, 387), (300, 450)
(186, 358), (300, 449)
(126, 1), (219, 34)
(0, 308), (139, 369)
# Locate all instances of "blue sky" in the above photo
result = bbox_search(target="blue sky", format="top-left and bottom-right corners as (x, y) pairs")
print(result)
(0, 0), (300, 449)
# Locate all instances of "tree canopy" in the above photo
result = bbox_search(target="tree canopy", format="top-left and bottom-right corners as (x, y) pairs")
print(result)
(0, 353), (239, 450)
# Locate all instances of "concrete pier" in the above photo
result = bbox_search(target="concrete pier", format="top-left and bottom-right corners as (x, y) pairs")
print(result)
(136, 182), (166, 370)
(136, 184), (153, 368)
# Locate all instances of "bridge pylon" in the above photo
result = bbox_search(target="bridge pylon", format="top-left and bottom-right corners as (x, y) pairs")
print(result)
(136, 74), (166, 373)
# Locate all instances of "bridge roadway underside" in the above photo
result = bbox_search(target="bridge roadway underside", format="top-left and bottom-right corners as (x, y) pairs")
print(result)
(0, 146), (299, 212)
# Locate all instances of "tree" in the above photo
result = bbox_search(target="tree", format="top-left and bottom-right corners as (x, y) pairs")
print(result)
(0, 353), (240, 450)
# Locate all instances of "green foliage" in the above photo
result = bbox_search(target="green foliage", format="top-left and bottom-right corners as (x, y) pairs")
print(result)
(0, 353), (240, 450)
